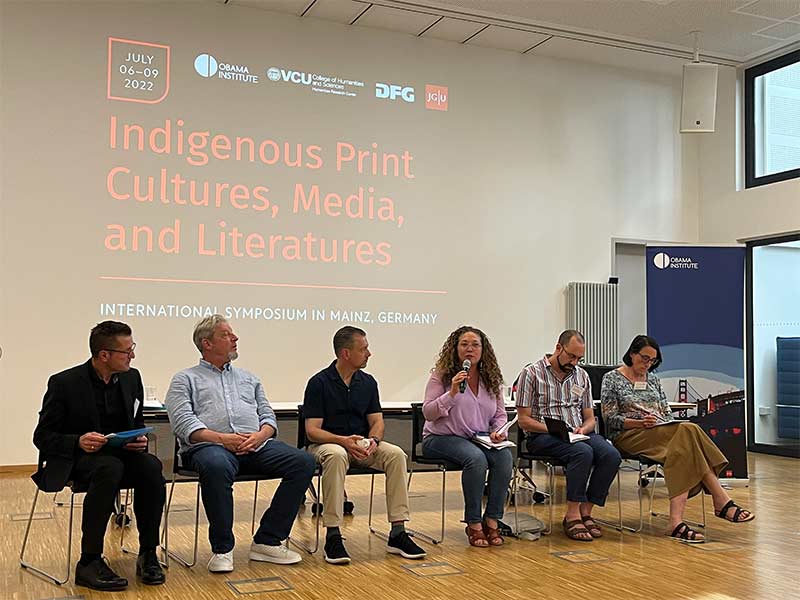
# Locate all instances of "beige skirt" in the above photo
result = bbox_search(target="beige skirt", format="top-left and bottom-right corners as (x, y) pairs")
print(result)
(615, 422), (728, 498)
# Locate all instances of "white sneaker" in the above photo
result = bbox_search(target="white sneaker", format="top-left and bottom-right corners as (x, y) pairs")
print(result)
(207, 550), (234, 573)
(249, 541), (302, 565)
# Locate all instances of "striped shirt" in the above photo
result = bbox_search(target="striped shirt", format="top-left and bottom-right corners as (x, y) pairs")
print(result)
(514, 355), (592, 429)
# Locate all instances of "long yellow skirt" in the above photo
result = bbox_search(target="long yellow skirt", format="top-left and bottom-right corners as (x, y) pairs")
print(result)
(615, 422), (728, 498)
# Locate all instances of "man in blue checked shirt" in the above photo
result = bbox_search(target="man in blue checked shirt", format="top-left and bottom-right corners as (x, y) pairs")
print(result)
(165, 315), (315, 573)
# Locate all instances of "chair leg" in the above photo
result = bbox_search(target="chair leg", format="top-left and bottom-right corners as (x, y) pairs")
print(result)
(251, 481), (259, 537)
(119, 488), (138, 556)
(511, 461), (529, 536)
(596, 469), (638, 533)
(367, 473), (390, 541)
(699, 492), (706, 528)
(511, 459), (548, 537)
(645, 464), (705, 530)
(162, 478), (200, 568)
(682, 489), (706, 530)
(289, 472), (321, 554)
(160, 476), (176, 569)
(406, 466), (445, 544)
(512, 463), (520, 535)
(648, 466), (660, 517)
(545, 463), (555, 536)
(20, 487), (73, 585)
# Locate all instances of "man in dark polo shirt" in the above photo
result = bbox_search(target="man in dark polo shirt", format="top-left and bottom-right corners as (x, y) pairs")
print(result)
(303, 326), (426, 565)
(32, 321), (165, 591)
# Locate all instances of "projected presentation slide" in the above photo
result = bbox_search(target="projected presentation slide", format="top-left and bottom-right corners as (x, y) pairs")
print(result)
(3, 2), (527, 406)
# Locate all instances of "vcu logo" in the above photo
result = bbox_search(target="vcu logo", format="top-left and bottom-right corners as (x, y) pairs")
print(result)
(375, 83), (415, 102)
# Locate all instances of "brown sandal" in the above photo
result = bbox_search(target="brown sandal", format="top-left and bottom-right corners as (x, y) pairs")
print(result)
(581, 515), (603, 538)
(562, 518), (593, 542)
(482, 522), (504, 546)
(465, 525), (489, 547)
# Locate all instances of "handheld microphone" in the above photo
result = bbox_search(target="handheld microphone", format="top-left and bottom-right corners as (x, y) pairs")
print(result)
(459, 359), (471, 393)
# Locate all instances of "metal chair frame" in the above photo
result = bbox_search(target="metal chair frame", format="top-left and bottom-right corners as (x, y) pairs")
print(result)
(293, 406), (384, 554)
(406, 403), (463, 545)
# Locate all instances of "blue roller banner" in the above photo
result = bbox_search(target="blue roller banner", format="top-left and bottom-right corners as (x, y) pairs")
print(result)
(646, 246), (748, 479)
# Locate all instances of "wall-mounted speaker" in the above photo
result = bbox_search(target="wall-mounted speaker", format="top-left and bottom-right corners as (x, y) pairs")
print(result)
(680, 62), (718, 133)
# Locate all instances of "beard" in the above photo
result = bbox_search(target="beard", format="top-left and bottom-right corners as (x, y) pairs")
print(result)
(557, 355), (573, 372)
(228, 351), (239, 361)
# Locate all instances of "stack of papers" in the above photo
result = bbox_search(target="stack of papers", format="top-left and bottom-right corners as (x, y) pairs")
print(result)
(471, 414), (518, 450)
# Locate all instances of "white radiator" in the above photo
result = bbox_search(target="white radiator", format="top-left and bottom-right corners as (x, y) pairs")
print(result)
(566, 282), (618, 365)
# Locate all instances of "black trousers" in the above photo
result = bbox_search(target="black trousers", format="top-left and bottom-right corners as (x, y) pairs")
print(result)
(70, 450), (165, 555)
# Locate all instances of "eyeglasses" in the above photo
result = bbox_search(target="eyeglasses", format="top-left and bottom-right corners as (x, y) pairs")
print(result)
(561, 349), (585, 364)
(458, 342), (482, 349)
(103, 343), (136, 357)
(634, 352), (657, 365)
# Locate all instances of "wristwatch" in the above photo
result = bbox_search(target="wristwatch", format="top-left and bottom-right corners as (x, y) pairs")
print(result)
(371, 436), (381, 446)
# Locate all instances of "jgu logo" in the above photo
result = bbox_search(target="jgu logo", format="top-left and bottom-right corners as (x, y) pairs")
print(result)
(425, 84), (448, 111)
(375, 83), (415, 102)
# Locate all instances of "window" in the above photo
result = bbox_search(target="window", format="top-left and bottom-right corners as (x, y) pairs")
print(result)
(745, 50), (800, 188)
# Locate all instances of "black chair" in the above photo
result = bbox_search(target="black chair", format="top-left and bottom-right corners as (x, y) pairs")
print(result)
(19, 473), (135, 585)
(407, 403), (462, 544)
(511, 426), (566, 535)
(294, 406), (384, 554)
(161, 439), (285, 568)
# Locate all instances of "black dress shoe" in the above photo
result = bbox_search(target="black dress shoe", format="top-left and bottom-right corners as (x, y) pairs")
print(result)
(136, 549), (166, 585)
(75, 557), (128, 591)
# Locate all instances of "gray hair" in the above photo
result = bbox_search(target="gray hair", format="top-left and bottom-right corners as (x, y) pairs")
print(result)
(193, 314), (228, 352)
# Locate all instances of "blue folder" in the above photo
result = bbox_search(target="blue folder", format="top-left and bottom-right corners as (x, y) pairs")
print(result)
(104, 426), (154, 447)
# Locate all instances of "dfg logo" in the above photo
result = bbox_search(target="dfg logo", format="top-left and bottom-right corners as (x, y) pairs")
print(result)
(375, 83), (415, 102)
(425, 84), (448, 111)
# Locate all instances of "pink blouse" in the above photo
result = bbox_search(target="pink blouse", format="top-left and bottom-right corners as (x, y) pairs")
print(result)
(422, 371), (507, 438)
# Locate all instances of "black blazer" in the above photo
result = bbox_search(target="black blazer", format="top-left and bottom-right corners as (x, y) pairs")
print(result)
(32, 360), (144, 492)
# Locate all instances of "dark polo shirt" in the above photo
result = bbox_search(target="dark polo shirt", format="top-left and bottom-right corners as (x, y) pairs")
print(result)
(303, 360), (382, 437)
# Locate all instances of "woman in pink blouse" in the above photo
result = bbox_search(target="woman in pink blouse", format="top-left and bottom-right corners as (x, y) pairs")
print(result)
(422, 326), (512, 547)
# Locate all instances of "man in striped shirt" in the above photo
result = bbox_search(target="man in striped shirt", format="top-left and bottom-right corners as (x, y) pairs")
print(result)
(516, 330), (621, 542)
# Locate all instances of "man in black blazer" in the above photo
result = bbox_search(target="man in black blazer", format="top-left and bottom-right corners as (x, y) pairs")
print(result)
(32, 321), (165, 591)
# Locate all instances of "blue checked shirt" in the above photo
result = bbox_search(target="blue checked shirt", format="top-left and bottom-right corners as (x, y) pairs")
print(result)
(165, 359), (278, 454)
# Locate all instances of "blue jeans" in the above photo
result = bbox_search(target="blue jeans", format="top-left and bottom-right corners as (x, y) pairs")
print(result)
(185, 440), (315, 553)
(525, 432), (621, 506)
(422, 434), (513, 524)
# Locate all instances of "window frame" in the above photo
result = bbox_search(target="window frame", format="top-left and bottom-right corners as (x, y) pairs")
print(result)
(744, 49), (800, 189)
(745, 232), (800, 458)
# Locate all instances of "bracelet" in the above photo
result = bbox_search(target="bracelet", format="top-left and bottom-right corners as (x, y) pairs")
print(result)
(371, 436), (381, 445)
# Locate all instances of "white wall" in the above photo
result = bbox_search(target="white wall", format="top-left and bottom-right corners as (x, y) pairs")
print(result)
(615, 242), (647, 358)
(698, 66), (800, 243)
(0, 1), (700, 465)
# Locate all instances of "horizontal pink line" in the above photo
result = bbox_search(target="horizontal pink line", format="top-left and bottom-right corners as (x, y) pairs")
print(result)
(99, 275), (447, 295)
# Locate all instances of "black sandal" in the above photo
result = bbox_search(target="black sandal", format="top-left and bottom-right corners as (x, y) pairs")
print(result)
(668, 522), (705, 543)
(715, 499), (754, 523)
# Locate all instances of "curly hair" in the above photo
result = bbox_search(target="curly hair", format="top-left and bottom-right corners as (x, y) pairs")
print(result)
(433, 325), (504, 398)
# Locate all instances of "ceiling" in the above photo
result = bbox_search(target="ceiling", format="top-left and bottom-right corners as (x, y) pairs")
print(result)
(222, 0), (800, 71)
